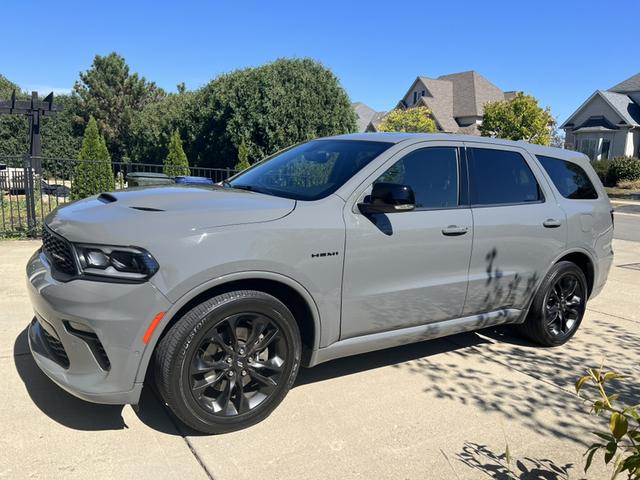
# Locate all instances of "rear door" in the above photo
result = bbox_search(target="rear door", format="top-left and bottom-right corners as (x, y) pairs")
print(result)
(341, 142), (473, 339)
(462, 143), (567, 315)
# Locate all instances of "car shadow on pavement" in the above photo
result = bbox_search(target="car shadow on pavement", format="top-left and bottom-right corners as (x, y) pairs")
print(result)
(13, 327), (180, 434)
(13, 326), (489, 435)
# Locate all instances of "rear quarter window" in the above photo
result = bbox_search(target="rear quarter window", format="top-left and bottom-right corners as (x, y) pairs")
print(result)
(536, 155), (598, 200)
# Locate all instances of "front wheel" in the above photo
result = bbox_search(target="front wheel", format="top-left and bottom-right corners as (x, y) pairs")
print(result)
(154, 290), (301, 433)
(519, 261), (587, 347)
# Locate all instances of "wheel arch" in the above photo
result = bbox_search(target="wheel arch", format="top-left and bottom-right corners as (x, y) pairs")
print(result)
(554, 249), (595, 297)
(135, 272), (322, 383)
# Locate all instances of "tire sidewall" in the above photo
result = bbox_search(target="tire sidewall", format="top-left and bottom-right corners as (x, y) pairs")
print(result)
(530, 262), (587, 346)
(168, 293), (301, 433)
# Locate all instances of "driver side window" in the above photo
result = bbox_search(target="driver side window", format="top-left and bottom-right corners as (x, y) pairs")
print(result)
(374, 147), (459, 209)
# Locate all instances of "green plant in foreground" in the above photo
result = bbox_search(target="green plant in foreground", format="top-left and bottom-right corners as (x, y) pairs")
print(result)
(163, 129), (190, 177)
(576, 365), (640, 479)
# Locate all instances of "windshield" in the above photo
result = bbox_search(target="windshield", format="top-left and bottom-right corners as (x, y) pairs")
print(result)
(228, 139), (393, 201)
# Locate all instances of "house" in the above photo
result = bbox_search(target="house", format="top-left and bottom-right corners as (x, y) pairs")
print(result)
(561, 73), (640, 160)
(353, 71), (515, 134)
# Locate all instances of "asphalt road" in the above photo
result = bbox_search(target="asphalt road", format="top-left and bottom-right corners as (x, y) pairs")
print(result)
(613, 204), (640, 242)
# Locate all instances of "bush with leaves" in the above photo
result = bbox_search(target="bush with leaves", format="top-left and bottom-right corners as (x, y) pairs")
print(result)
(71, 117), (114, 200)
(163, 129), (190, 177)
(234, 139), (251, 171)
(191, 58), (357, 168)
(576, 364), (640, 479)
(377, 106), (437, 133)
(480, 92), (555, 145)
(593, 159), (614, 186)
(608, 157), (640, 185)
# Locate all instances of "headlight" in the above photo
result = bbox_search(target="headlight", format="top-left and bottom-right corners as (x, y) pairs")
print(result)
(73, 244), (159, 282)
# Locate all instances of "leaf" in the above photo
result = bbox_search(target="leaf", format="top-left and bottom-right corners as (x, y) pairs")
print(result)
(584, 446), (599, 472)
(576, 375), (590, 393)
(604, 372), (624, 382)
(593, 431), (615, 442)
(610, 412), (629, 439)
(604, 441), (617, 464)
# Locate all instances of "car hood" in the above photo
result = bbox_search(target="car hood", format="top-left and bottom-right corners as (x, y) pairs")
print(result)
(46, 185), (296, 244)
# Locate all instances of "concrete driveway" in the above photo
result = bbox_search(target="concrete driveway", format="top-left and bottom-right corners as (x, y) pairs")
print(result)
(1, 237), (639, 479)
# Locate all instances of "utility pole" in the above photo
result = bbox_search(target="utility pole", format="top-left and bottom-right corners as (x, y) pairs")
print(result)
(0, 90), (61, 236)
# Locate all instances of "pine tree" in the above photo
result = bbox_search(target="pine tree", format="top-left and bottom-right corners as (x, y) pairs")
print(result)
(164, 129), (190, 177)
(71, 117), (114, 200)
(234, 139), (251, 172)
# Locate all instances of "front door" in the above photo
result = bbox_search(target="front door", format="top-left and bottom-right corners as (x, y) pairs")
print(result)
(341, 143), (473, 339)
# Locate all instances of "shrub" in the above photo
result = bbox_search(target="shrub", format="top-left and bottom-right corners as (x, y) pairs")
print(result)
(576, 364), (639, 479)
(592, 159), (613, 186)
(71, 117), (114, 200)
(609, 156), (640, 185)
(163, 129), (190, 177)
(234, 139), (251, 172)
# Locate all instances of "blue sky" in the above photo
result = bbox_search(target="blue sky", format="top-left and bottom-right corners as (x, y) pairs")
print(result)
(1, 0), (637, 123)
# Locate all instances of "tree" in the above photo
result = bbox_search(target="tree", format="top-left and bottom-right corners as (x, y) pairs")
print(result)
(163, 129), (190, 176)
(74, 53), (165, 160)
(72, 117), (114, 200)
(129, 90), (196, 164)
(0, 75), (29, 156)
(234, 138), (251, 171)
(377, 107), (437, 133)
(479, 92), (554, 145)
(191, 58), (357, 168)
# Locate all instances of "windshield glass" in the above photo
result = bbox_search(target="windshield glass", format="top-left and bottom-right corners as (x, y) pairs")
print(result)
(228, 139), (393, 200)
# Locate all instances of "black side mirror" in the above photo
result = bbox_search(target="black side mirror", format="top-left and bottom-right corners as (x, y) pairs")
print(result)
(358, 182), (416, 215)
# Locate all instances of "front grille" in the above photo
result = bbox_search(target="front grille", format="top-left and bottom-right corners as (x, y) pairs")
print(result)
(41, 327), (70, 368)
(42, 226), (76, 275)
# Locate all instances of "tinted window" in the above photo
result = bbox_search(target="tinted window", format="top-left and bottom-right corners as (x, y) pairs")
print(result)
(229, 140), (392, 201)
(468, 148), (541, 205)
(537, 155), (598, 199)
(375, 147), (458, 209)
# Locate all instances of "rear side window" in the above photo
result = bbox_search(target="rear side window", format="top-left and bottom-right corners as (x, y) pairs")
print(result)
(375, 147), (459, 209)
(536, 155), (598, 200)
(468, 148), (542, 205)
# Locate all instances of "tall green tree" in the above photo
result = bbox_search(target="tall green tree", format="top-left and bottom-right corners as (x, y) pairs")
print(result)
(74, 53), (165, 160)
(72, 117), (114, 199)
(191, 58), (357, 168)
(129, 90), (196, 164)
(479, 92), (554, 145)
(0, 75), (29, 156)
(163, 129), (190, 176)
(377, 107), (437, 133)
(234, 138), (251, 171)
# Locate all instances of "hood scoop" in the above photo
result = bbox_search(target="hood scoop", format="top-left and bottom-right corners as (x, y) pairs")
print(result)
(130, 206), (165, 212)
(98, 193), (118, 204)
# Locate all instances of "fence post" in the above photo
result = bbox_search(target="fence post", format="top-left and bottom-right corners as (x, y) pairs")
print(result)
(225, 167), (232, 180)
(23, 154), (38, 238)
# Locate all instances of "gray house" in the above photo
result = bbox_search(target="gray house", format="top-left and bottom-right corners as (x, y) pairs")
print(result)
(353, 71), (515, 134)
(561, 73), (640, 160)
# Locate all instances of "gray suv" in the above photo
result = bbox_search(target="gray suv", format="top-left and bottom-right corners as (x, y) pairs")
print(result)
(26, 133), (614, 433)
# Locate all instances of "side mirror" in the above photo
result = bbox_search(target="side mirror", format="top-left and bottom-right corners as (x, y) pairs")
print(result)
(358, 182), (416, 215)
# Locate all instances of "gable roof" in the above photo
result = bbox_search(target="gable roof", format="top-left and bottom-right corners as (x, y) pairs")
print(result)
(437, 71), (505, 118)
(416, 78), (458, 132)
(562, 90), (640, 129)
(609, 73), (640, 93)
(352, 102), (378, 132)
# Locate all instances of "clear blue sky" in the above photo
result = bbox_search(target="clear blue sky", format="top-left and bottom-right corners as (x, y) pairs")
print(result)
(1, 0), (637, 123)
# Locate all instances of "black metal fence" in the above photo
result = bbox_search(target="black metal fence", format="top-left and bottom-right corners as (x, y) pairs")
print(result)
(0, 155), (236, 238)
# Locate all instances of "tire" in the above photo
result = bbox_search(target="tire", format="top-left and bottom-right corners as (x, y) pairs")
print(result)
(518, 261), (588, 347)
(154, 290), (301, 434)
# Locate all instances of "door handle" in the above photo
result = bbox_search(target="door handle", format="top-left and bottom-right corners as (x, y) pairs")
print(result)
(442, 225), (469, 236)
(543, 219), (562, 228)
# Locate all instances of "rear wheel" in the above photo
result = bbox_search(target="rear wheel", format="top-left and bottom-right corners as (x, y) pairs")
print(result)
(154, 290), (301, 433)
(519, 261), (587, 346)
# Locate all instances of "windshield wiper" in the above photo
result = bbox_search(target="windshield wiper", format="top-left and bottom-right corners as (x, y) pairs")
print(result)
(222, 180), (232, 188)
(227, 184), (272, 195)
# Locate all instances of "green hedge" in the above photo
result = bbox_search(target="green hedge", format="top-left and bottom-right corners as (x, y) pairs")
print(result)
(593, 157), (640, 186)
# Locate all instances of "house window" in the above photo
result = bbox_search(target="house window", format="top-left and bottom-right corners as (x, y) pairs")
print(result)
(421, 90), (425, 97)
(600, 139), (610, 160)
(413, 91), (418, 105)
(579, 138), (597, 160)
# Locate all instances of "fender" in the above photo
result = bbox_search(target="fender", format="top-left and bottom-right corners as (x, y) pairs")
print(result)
(134, 270), (323, 383)
(516, 246), (598, 323)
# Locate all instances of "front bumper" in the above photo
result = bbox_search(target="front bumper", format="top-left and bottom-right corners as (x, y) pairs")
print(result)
(26, 249), (172, 405)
